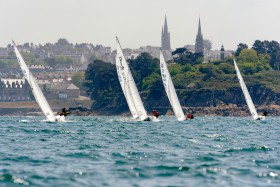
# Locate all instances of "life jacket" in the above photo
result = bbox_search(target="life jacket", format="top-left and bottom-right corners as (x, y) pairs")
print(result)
(153, 111), (159, 117)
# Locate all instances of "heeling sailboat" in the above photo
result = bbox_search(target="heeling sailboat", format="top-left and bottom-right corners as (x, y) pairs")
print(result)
(233, 59), (264, 120)
(115, 38), (138, 119)
(115, 37), (150, 121)
(13, 41), (64, 122)
(160, 51), (185, 121)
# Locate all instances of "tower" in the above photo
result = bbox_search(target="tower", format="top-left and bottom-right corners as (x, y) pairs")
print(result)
(220, 45), (225, 61)
(195, 18), (204, 54)
(161, 15), (171, 51)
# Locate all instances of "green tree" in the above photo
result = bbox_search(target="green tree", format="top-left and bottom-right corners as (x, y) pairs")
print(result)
(204, 39), (212, 51)
(238, 49), (258, 63)
(84, 60), (126, 112)
(169, 64), (183, 76)
(21, 52), (45, 65)
(239, 62), (257, 75)
(252, 40), (280, 70)
(199, 63), (221, 81)
(72, 72), (85, 89)
(217, 63), (235, 74)
(45, 56), (74, 67)
(172, 48), (203, 65)
(235, 43), (248, 57)
(128, 52), (159, 89)
(267, 41), (280, 70)
(56, 38), (70, 46)
(237, 48), (271, 74)
(252, 40), (266, 54)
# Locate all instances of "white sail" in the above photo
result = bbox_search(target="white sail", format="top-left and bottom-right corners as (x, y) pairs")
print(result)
(116, 37), (148, 121)
(116, 40), (138, 119)
(160, 51), (185, 121)
(233, 59), (259, 120)
(13, 42), (57, 122)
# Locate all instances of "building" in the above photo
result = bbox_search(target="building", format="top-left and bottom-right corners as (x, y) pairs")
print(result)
(204, 49), (233, 62)
(48, 83), (80, 99)
(185, 45), (195, 53)
(161, 15), (171, 51)
(161, 15), (172, 60)
(195, 18), (204, 54)
(220, 45), (225, 60)
(0, 78), (31, 101)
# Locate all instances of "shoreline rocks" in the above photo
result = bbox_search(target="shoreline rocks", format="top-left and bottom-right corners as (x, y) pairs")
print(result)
(1, 104), (280, 117)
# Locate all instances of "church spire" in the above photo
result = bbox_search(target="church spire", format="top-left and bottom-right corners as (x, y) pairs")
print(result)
(161, 15), (171, 51)
(164, 15), (168, 34)
(198, 17), (202, 36)
(195, 17), (204, 54)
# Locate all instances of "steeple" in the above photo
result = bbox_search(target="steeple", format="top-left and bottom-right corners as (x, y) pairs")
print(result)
(164, 15), (168, 34)
(195, 17), (204, 54)
(220, 45), (225, 60)
(197, 18), (202, 36)
(161, 15), (171, 51)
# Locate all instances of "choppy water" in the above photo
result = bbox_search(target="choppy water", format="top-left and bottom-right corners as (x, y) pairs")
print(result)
(0, 116), (279, 187)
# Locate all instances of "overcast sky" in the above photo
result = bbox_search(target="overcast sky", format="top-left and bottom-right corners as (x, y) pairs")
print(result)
(1, 0), (280, 50)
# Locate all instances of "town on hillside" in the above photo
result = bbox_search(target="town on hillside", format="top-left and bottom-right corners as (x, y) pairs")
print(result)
(0, 17), (230, 105)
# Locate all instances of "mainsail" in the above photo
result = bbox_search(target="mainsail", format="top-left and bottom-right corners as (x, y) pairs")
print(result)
(13, 41), (57, 122)
(233, 59), (259, 120)
(115, 37), (148, 121)
(160, 51), (185, 121)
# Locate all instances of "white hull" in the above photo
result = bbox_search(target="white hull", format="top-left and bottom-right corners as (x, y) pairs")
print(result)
(55, 115), (66, 122)
(257, 115), (265, 120)
(151, 116), (160, 122)
(139, 116), (160, 122)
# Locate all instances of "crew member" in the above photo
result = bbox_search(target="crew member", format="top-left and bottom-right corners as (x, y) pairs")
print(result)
(60, 107), (70, 116)
(152, 110), (159, 118)
(186, 113), (194, 120)
(262, 111), (268, 117)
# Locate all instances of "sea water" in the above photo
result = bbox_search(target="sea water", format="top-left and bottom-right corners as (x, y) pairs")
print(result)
(0, 116), (279, 187)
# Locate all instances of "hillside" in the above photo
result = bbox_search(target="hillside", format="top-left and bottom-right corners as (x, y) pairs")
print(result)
(84, 45), (280, 116)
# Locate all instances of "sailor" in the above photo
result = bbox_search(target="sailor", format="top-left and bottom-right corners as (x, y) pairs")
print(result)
(257, 110), (268, 120)
(262, 111), (268, 117)
(186, 113), (194, 120)
(152, 110), (159, 118)
(60, 107), (70, 116)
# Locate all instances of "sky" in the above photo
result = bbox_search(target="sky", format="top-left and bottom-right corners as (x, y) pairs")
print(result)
(1, 0), (280, 50)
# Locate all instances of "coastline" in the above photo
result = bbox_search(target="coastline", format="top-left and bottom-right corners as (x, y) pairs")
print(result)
(1, 101), (279, 117)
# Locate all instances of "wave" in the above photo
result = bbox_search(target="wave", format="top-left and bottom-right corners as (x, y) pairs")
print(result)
(0, 173), (29, 186)
(225, 145), (273, 153)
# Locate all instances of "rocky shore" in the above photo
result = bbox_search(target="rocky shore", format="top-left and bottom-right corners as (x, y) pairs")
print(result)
(1, 101), (280, 117)
(182, 104), (280, 117)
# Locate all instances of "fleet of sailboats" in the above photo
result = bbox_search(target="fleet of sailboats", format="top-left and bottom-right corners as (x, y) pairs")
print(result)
(233, 59), (265, 120)
(13, 41), (65, 122)
(10, 38), (268, 121)
(160, 51), (186, 121)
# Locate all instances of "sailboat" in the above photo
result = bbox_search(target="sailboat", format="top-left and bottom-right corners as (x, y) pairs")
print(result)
(160, 51), (185, 121)
(233, 59), (264, 120)
(13, 41), (65, 122)
(115, 37), (153, 121)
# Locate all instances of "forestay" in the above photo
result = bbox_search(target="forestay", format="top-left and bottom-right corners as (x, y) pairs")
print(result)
(13, 41), (57, 122)
(160, 51), (185, 121)
(233, 59), (259, 120)
(116, 37), (148, 121)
